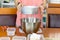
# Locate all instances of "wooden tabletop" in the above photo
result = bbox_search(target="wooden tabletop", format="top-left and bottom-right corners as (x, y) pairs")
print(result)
(0, 27), (60, 39)
(43, 28), (60, 38)
(0, 28), (60, 37)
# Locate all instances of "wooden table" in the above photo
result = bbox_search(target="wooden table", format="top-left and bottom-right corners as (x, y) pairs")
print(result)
(0, 28), (60, 40)
(0, 27), (26, 40)
(43, 28), (60, 38)
(0, 27), (26, 37)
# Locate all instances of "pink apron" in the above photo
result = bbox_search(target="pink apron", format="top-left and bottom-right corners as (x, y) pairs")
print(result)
(16, 0), (43, 27)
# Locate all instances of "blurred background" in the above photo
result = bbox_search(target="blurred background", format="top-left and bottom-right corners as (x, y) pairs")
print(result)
(0, 0), (15, 8)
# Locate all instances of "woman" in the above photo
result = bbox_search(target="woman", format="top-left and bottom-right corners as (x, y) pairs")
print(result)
(14, 0), (45, 28)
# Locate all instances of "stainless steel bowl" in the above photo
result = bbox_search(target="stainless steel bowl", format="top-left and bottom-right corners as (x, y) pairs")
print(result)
(21, 18), (41, 34)
(21, 6), (39, 14)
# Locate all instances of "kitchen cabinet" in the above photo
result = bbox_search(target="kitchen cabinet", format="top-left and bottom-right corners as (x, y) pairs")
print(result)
(0, 8), (17, 27)
(46, 0), (60, 28)
(47, 8), (60, 28)
(49, 4), (60, 8)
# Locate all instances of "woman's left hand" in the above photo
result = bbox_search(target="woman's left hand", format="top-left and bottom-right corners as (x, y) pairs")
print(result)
(17, 3), (24, 12)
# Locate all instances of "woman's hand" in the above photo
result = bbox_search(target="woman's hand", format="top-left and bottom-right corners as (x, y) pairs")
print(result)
(38, 5), (44, 14)
(17, 3), (23, 12)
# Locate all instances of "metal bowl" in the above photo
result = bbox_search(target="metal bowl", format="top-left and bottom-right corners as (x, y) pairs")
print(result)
(21, 18), (41, 34)
(21, 6), (39, 14)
